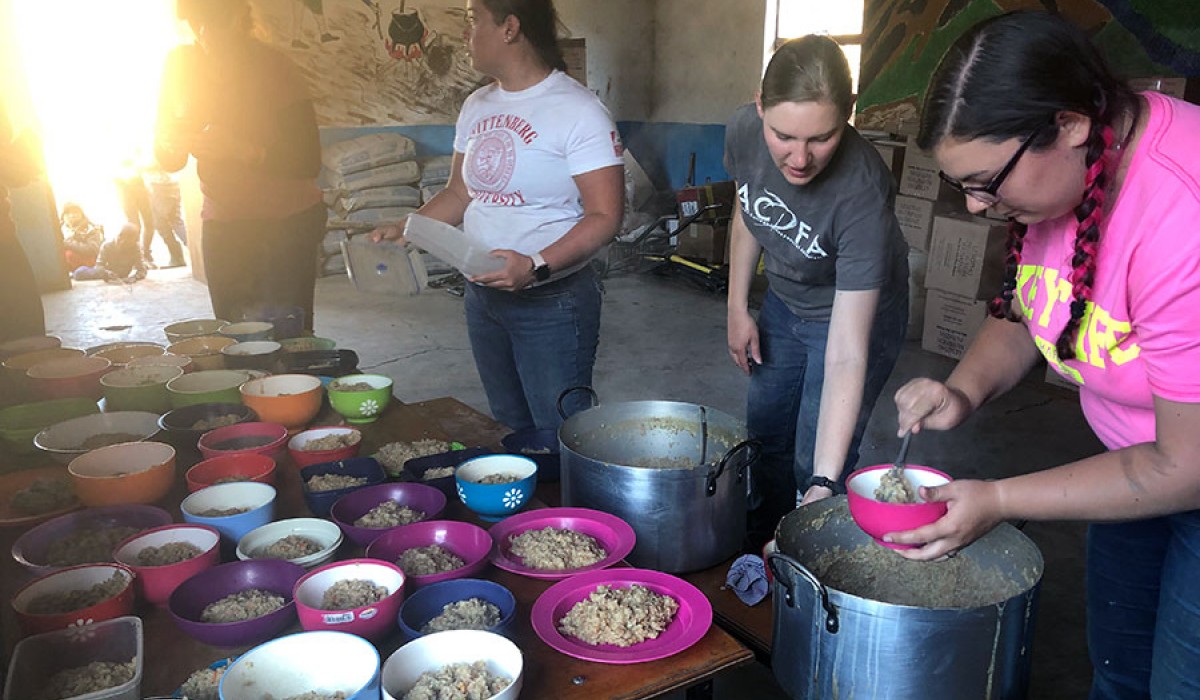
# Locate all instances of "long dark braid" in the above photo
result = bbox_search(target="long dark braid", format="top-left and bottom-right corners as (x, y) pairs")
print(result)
(1056, 120), (1114, 361)
(988, 220), (1029, 321)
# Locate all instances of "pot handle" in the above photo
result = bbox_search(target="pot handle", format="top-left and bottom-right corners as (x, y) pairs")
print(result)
(704, 439), (759, 496)
(767, 551), (839, 634)
(556, 386), (599, 420)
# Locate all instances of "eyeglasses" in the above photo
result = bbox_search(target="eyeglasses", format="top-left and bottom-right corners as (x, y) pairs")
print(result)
(938, 125), (1046, 206)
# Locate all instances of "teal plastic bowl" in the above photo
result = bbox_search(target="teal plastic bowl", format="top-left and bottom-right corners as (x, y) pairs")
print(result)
(327, 374), (393, 424)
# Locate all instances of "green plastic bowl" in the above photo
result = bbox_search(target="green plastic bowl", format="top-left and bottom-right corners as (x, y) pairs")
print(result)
(326, 374), (394, 424)
(0, 398), (100, 453)
(166, 369), (252, 409)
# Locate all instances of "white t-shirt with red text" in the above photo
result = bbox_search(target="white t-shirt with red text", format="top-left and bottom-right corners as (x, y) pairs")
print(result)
(1016, 92), (1200, 450)
(454, 70), (623, 261)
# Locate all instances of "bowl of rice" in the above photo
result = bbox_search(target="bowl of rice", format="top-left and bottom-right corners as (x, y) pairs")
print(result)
(396, 578), (517, 642)
(293, 558), (406, 642)
(218, 630), (380, 700)
(455, 454), (538, 522)
(112, 524), (221, 606)
(67, 441), (176, 507)
(299, 457), (387, 519)
(180, 482), (277, 547)
(172, 657), (233, 700)
(236, 517), (343, 569)
(33, 410), (162, 464)
(288, 425), (364, 468)
(185, 453), (277, 492)
(168, 559), (306, 648)
(196, 421), (289, 461)
(11, 562), (135, 636)
(156, 402), (257, 451)
(380, 629), (523, 700)
(326, 374), (394, 425)
(330, 482), (446, 549)
(365, 520), (493, 590)
(11, 504), (173, 576)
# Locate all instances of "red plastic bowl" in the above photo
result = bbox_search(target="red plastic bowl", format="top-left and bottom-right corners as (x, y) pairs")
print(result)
(330, 483), (447, 549)
(197, 421), (289, 461)
(845, 464), (952, 550)
(293, 558), (406, 642)
(365, 520), (493, 590)
(11, 562), (135, 636)
(185, 453), (277, 492)
(112, 524), (221, 605)
(287, 426), (363, 468)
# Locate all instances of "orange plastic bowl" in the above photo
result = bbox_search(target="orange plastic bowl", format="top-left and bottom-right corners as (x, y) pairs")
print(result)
(186, 453), (278, 492)
(240, 374), (323, 431)
(25, 356), (112, 401)
(845, 464), (952, 550)
(67, 441), (176, 507)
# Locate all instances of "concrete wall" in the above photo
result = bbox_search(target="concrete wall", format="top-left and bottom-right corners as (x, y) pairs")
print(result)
(557, 0), (655, 121)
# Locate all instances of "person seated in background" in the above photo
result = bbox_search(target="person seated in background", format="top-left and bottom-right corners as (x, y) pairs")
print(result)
(60, 202), (104, 273)
(72, 223), (147, 283)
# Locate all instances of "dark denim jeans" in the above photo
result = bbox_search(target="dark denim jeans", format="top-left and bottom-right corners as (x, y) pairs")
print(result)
(464, 266), (602, 433)
(1087, 512), (1200, 700)
(745, 288), (907, 548)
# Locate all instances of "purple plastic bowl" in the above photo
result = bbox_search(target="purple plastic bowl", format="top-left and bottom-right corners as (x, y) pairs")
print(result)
(330, 483), (447, 549)
(12, 504), (173, 576)
(364, 520), (494, 589)
(167, 558), (305, 648)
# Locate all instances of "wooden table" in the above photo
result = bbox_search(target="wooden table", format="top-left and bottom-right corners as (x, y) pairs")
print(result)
(1, 397), (753, 699)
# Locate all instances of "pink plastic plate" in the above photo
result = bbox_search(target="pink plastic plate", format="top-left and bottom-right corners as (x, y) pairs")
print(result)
(487, 507), (635, 580)
(531, 567), (713, 664)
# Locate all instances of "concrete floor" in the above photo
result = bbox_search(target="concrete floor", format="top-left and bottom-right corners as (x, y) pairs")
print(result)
(43, 263), (1102, 699)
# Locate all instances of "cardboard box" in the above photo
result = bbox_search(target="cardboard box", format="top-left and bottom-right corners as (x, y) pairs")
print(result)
(894, 195), (935, 250)
(924, 215), (1007, 299)
(922, 289), (989, 359)
(899, 137), (960, 203)
(677, 180), (735, 221)
(872, 139), (906, 182)
(675, 221), (730, 265)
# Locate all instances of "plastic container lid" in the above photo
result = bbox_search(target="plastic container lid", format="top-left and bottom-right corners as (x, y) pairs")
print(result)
(342, 237), (427, 297)
(403, 213), (505, 279)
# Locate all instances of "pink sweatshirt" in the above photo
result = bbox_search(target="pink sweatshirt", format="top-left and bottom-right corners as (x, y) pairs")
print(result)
(1015, 92), (1200, 450)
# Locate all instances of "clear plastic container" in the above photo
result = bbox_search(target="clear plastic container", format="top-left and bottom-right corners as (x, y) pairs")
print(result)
(5, 615), (144, 700)
(403, 213), (505, 278)
(342, 237), (428, 297)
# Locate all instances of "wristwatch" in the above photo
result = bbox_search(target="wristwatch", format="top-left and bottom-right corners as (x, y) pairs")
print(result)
(805, 475), (844, 494)
(530, 252), (551, 282)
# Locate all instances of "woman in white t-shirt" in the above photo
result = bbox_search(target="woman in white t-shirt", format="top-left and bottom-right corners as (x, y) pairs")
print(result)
(374, 0), (624, 432)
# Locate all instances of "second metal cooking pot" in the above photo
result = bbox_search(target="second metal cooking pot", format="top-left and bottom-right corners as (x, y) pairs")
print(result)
(557, 387), (758, 573)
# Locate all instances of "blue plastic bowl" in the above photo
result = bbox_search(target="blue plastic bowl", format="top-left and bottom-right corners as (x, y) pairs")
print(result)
(500, 429), (560, 482)
(396, 578), (517, 642)
(455, 455), (537, 522)
(300, 457), (387, 518)
(180, 482), (276, 547)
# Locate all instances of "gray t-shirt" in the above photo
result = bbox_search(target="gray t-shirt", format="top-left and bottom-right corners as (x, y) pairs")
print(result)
(724, 103), (908, 321)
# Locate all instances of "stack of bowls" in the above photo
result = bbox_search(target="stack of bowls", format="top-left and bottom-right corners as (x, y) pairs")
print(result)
(68, 442), (176, 507)
(100, 365), (184, 413)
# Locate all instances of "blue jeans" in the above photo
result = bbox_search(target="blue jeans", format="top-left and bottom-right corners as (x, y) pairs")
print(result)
(745, 288), (907, 547)
(464, 267), (602, 433)
(1087, 513), (1200, 699)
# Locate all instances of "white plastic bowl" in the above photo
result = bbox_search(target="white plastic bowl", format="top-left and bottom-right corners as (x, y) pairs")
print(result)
(219, 630), (380, 700)
(382, 629), (524, 700)
(236, 517), (343, 569)
(34, 412), (162, 464)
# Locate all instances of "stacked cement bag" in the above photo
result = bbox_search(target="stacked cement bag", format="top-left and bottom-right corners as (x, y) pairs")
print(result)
(321, 133), (422, 276)
(419, 155), (454, 204)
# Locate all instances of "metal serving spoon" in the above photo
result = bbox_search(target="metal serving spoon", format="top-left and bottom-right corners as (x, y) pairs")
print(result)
(876, 430), (917, 503)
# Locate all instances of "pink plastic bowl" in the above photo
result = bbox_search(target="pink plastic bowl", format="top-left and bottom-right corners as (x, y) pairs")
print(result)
(197, 421), (289, 461)
(287, 426), (363, 468)
(365, 520), (493, 590)
(293, 558), (406, 642)
(112, 524), (222, 605)
(11, 562), (135, 636)
(845, 464), (952, 550)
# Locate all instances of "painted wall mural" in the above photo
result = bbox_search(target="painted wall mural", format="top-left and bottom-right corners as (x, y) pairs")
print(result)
(857, 0), (1200, 130)
(251, 0), (485, 126)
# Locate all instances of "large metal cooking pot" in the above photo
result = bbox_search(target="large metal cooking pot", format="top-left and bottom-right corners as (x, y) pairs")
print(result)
(768, 498), (1043, 700)
(558, 387), (758, 573)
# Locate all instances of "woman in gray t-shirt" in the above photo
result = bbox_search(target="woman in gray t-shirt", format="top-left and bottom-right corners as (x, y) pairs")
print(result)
(724, 36), (909, 550)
